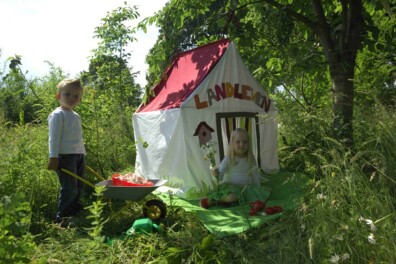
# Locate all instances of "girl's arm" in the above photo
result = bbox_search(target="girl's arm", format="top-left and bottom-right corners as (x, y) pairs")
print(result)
(246, 166), (260, 185)
(217, 156), (229, 183)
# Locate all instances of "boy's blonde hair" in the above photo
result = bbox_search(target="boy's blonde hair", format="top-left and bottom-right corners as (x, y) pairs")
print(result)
(228, 128), (256, 166)
(57, 79), (83, 93)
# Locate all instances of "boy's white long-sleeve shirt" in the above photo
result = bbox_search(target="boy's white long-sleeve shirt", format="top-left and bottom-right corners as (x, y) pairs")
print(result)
(48, 107), (86, 158)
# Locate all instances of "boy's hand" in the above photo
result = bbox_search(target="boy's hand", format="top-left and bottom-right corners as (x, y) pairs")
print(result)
(47, 158), (59, 170)
(211, 168), (219, 178)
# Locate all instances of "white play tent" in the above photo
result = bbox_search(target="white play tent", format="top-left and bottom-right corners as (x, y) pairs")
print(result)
(132, 39), (278, 194)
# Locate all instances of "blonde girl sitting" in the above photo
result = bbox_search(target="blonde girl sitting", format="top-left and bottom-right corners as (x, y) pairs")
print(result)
(200, 128), (271, 209)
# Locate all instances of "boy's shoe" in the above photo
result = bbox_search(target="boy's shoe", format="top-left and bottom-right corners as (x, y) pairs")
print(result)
(71, 203), (84, 216)
(56, 217), (76, 228)
(199, 198), (210, 209)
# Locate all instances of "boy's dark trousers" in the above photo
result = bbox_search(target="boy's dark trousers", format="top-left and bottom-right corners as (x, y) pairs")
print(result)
(55, 154), (85, 221)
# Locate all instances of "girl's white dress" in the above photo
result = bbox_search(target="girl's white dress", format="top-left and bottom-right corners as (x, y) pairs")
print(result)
(208, 156), (271, 204)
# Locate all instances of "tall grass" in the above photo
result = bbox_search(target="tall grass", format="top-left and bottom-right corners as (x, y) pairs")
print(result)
(300, 144), (395, 263)
(276, 104), (396, 263)
(0, 122), (58, 221)
(0, 103), (395, 263)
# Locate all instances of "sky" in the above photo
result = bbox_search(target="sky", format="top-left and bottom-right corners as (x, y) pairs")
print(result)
(0, 0), (168, 86)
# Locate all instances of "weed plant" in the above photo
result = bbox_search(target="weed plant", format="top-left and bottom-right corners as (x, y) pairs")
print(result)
(0, 103), (395, 263)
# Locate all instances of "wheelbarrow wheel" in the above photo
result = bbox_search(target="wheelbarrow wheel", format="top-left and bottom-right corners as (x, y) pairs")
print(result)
(143, 199), (167, 220)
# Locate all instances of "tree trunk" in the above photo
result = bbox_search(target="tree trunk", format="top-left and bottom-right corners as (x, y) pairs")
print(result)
(255, 0), (364, 148)
(311, 0), (363, 148)
(330, 62), (355, 147)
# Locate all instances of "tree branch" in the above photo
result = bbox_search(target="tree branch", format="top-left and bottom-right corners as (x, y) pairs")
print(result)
(280, 81), (309, 112)
(339, 0), (348, 51)
(250, 0), (318, 30)
(233, 0), (336, 61)
(345, 1), (364, 60)
(310, 0), (335, 53)
(299, 72), (311, 107)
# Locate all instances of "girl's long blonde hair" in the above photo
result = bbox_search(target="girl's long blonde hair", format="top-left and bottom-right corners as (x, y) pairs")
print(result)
(228, 128), (256, 166)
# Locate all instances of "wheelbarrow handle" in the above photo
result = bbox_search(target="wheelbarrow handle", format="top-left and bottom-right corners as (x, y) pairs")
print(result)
(85, 165), (106, 181)
(61, 168), (96, 189)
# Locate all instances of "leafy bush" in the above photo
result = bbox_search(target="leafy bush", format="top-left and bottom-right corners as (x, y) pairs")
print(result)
(0, 3), (395, 262)
(0, 123), (59, 223)
(0, 192), (36, 263)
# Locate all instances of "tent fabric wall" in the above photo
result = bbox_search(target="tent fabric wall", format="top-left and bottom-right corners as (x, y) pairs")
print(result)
(133, 39), (279, 195)
(133, 109), (187, 186)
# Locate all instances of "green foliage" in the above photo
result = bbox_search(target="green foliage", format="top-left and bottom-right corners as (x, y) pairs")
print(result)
(0, 67), (395, 264)
(0, 54), (68, 126)
(141, 0), (228, 87)
(353, 2), (396, 109)
(93, 4), (139, 56)
(163, 234), (226, 263)
(277, 105), (333, 174)
(78, 3), (143, 173)
(78, 85), (137, 174)
(86, 2), (141, 106)
(0, 123), (59, 223)
(0, 56), (41, 124)
(0, 2), (395, 263)
(276, 102), (396, 262)
(296, 147), (396, 263)
(85, 186), (108, 243)
(0, 192), (36, 263)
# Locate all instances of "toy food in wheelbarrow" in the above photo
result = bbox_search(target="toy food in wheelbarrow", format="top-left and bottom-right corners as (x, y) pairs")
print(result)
(112, 172), (154, 186)
(95, 173), (168, 220)
(61, 167), (167, 220)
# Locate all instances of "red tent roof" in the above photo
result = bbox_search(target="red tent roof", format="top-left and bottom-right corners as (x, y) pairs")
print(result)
(137, 39), (230, 112)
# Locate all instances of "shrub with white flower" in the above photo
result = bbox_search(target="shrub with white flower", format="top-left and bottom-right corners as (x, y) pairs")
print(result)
(330, 254), (340, 263)
(334, 234), (344, 241)
(359, 216), (377, 231)
(358, 216), (378, 245)
(316, 193), (327, 200)
(330, 253), (350, 263)
(368, 233), (376, 244)
(201, 140), (217, 170)
(341, 253), (350, 261)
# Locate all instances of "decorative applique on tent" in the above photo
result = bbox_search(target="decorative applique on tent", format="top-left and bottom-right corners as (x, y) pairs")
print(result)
(133, 39), (279, 196)
(193, 121), (215, 147)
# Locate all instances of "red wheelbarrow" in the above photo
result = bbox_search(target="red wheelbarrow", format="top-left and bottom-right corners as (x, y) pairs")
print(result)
(61, 166), (168, 221)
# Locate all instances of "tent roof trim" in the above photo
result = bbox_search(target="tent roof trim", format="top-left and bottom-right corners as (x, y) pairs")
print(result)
(137, 39), (231, 113)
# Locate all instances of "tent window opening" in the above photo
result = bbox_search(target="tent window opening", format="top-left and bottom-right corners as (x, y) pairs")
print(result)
(215, 112), (261, 168)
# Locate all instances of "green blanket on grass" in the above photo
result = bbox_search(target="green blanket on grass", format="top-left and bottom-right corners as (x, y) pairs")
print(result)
(155, 171), (309, 238)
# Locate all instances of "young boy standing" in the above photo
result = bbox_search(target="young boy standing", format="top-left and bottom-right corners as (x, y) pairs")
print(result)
(47, 79), (86, 226)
